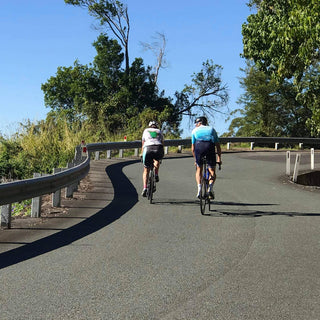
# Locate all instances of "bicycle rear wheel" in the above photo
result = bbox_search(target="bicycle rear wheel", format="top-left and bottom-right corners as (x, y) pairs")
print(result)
(200, 178), (207, 215)
(148, 170), (154, 204)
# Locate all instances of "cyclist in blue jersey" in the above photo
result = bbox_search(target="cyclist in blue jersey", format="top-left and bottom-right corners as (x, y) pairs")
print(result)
(191, 116), (222, 199)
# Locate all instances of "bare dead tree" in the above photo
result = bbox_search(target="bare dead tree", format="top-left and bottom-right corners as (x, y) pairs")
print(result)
(140, 32), (168, 85)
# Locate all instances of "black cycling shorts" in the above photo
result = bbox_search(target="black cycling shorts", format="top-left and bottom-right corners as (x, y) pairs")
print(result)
(142, 145), (164, 168)
(194, 140), (216, 168)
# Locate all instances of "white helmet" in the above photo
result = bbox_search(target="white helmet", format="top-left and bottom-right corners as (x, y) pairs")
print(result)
(148, 121), (158, 128)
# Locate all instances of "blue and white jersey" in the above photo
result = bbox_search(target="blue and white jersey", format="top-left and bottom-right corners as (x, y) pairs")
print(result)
(191, 125), (219, 144)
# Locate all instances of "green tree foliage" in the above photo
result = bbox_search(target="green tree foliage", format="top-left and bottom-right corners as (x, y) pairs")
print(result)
(241, 0), (320, 136)
(228, 62), (311, 137)
(242, 0), (320, 81)
(41, 32), (182, 139)
(41, 61), (103, 123)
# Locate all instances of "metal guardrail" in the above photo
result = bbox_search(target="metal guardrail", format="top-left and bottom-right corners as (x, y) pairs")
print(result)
(0, 157), (90, 206)
(1, 137), (319, 212)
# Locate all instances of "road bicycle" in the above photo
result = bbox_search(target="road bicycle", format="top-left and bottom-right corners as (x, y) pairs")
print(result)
(146, 164), (156, 204)
(146, 160), (161, 204)
(199, 157), (221, 215)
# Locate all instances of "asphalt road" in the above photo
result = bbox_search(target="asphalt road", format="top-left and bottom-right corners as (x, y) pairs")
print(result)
(0, 151), (320, 319)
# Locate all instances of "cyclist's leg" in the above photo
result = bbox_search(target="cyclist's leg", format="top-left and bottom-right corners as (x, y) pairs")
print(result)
(153, 145), (164, 181)
(206, 143), (217, 185)
(203, 143), (216, 199)
(142, 147), (152, 196)
(194, 142), (205, 197)
(143, 167), (151, 187)
(207, 167), (216, 185)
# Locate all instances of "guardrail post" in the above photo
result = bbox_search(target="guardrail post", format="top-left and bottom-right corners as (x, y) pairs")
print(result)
(299, 143), (303, 150)
(107, 150), (111, 159)
(311, 148), (315, 170)
(292, 153), (301, 182)
(250, 142), (254, 150)
(286, 151), (291, 176)
(74, 146), (82, 163)
(31, 173), (42, 217)
(1, 204), (12, 229)
(134, 148), (139, 157)
(71, 160), (79, 193)
(65, 163), (74, 198)
(164, 146), (169, 155)
(119, 149), (123, 158)
(177, 145), (182, 153)
(275, 143), (279, 150)
(227, 142), (231, 150)
(52, 168), (62, 207)
(95, 151), (100, 160)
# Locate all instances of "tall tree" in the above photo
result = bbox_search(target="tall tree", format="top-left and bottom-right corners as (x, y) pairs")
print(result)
(65, 0), (130, 76)
(228, 62), (311, 137)
(241, 0), (320, 136)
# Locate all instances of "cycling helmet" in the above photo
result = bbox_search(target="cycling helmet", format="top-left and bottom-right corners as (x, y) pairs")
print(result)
(148, 121), (158, 128)
(194, 116), (208, 125)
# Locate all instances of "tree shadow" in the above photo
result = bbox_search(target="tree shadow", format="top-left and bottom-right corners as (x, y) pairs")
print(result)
(0, 160), (140, 270)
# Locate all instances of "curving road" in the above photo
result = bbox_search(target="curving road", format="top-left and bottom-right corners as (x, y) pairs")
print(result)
(0, 151), (320, 319)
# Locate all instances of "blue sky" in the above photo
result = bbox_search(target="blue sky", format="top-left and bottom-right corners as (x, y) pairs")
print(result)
(0, 0), (253, 138)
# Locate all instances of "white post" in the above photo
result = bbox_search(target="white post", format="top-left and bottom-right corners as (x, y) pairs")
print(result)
(311, 148), (315, 170)
(95, 151), (100, 160)
(292, 153), (301, 182)
(250, 142), (254, 150)
(275, 142), (279, 150)
(31, 173), (42, 217)
(65, 163), (74, 198)
(1, 204), (12, 229)
(107, 150), (111, 159)
(52, 168), (61, 207)
(299, 143), (303, 150)
(286, 151), (291, 176)
(227, 142), (231, 150)
(164, 146), (169, 155)
(119, 149), (123, 158)
(178, 145), (182, 153)
(134, 148), (139, 157)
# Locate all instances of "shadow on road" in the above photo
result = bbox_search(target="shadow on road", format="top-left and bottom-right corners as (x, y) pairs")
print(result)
(206, 201), (320, 217)
(0, 160), (139, 270)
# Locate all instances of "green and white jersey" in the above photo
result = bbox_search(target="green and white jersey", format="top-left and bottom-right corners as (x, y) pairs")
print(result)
(142, 127), (163, 148)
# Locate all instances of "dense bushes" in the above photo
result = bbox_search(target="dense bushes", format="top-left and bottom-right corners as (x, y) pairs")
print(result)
(1, 114), (92, 180)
